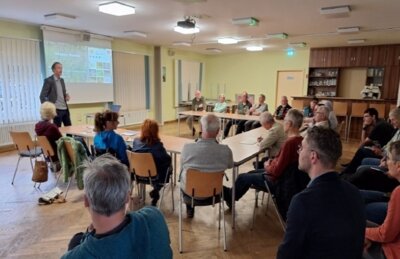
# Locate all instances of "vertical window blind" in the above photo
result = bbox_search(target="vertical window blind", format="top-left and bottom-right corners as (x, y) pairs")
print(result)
(174, 59), (203, 106)
(0, 37), (42, 124)
(113, 51), (149, 111)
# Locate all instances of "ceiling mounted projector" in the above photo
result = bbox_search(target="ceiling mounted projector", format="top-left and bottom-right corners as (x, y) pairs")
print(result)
(174, 17), (200, 34)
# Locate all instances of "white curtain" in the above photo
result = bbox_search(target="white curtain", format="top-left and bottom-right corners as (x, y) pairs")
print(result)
(174, 60), (203, 106)
(113, 51), (147, 111)
(0, 37), (42, 124)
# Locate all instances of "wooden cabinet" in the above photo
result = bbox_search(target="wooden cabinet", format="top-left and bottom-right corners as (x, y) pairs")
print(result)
(386, 45), (400, 66)
(309, 48), (331, 67)
(365, 46), (387, 66)
(382, 66), (400, 99)
(342, 47), (364, 67)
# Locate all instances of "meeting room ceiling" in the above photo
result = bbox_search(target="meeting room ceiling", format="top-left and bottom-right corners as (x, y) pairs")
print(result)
(1, 0), (400, 54)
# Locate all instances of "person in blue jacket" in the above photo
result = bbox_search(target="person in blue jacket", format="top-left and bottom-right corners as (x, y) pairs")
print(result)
(93, 110), (129, 166)
(62, 154), (172, 259)
(132, 119), (172, 206)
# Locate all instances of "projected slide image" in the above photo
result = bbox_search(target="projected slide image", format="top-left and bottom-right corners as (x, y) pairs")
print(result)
(44, 41), (113, 84)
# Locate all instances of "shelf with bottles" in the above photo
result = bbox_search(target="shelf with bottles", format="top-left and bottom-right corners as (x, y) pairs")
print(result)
(366, 67), (384, 86)
(309, 68), (339, 78)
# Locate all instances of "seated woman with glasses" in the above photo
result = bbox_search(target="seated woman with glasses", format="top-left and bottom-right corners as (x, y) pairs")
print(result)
(132, 119), (172, 206)
(93, 110), (129, 166)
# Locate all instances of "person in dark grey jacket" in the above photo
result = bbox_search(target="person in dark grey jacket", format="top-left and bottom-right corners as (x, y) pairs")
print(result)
(277, 127), (365, 259)
(39, 62), (71, 127)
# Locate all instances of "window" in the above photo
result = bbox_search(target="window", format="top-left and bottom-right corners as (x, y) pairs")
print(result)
(0, 37), (42, 124)
(174, 59), (204, 106)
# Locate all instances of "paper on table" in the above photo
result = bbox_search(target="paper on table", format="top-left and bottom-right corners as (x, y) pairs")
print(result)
(239, 139), (258, 145)
(121, 131), (138, 136)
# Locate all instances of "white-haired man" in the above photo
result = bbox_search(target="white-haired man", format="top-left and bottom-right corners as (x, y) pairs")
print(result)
(187, 90), (206, 137)
(180, 114), (233, 217)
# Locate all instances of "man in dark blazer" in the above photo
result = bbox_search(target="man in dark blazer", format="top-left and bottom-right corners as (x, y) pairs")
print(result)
(39, 62), (71, 127)
(277, 127), (365, 259)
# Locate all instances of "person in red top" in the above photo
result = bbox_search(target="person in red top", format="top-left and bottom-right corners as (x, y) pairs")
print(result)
(364, 140), (400, 259)
(35, 101), (62, 163)
(223, 108), (304, 207)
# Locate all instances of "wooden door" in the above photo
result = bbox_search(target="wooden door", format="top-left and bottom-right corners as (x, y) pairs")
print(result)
(276, 71), (305, 108)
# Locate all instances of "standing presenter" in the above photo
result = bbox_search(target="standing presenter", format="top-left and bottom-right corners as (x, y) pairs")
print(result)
(40, 62), (71, 127)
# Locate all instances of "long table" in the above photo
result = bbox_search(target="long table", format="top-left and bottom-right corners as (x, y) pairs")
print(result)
(60, 124), (266, 228)
(59, 125), (193, 185)
(221, 127), (266, 229)
(177, 110), (260, 136)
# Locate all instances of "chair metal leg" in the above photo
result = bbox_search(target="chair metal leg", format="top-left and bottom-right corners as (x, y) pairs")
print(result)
(221, 192), (227, 252)
(179, 191), (183, 253)
(171, 182), (175, 212)
(264, 179), (286, 231)
(218, 200), (221, 230)
(55, 169), (62, 188)
(64, 173), (74, 200)
(251, 189), (258, 230)
(11, 156), (22, 185)
(261, 191), (265, 205)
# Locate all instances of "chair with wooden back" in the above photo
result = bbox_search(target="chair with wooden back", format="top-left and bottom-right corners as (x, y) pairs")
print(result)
(9, 131), (42, 185)
(126, 150), (174, 210)
(36, 135), (59, 171)
(179, 169), (226, 253)
(348, 102), (369, 140)
(332, 101), (349, 140)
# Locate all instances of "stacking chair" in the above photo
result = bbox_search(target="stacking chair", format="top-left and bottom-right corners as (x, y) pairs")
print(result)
(36, 136), (61, 188)
(251, 179), (286, 231)
(348, 102), (368, 140)
(62, 141), (76, 199)
(9, 131), (42, 185)
(332, 101), (349, 140)
(179, 169), (226, 253)
(126, 150), (174, 211)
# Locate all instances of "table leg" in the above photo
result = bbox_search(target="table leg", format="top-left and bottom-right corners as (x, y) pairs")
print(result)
(231, 166), (238, 229)
(173, 153), (177, 187)
(178, 114), (181, 136)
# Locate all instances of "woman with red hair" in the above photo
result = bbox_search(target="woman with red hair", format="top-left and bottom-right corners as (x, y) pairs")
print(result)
(132, 119), (172, 206)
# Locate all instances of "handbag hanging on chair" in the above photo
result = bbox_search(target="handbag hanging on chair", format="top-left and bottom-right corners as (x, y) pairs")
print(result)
(32, 158), (48, 183)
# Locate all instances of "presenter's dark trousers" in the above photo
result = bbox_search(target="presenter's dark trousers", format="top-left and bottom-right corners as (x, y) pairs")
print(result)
(55, 109), (72, 127)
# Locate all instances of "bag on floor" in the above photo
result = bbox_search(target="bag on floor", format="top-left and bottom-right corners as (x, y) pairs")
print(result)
(32, 160), (48, 183)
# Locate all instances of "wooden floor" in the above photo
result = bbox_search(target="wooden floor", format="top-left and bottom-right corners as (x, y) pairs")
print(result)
(0, 122), (359, 259)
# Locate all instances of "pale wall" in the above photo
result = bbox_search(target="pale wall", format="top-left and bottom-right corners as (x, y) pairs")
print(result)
(161, 47), (208, 122)
(205, 49), (310, 109)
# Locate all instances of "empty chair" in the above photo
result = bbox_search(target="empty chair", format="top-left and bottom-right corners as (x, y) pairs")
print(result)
(332, 101), (349, 139)
(179, 169), (226, 253)
(126, 150), (174, 210)
(348, 102), (369, 140)
(9, 131), (42, 185)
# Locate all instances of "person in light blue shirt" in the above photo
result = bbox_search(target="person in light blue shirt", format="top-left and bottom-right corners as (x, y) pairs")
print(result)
(62, 154), (172, 259)
(213, 94), (228, 113)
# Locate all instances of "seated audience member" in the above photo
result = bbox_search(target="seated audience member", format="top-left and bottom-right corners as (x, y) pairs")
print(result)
(364, 141), (400, 259)
(277, 127), (366, 259)
(318, 100), (338, 130)
(213, 94), (228, 113)
(223, 109), (304, 207)
(187, 90), (205, 137)
(253, 111), (286, 168)
(361, 108), (379, 145)
(35, 102), (62, 164)
(180, 114), (233, 218)
(132, 119), (172, 206)
(223, 91), (252, 138)
(244, 94), (268, 131)
(300, 105), (331, 137)
(93, 110), (129, 166)
(342, 108), (399, 176)
(62, 155), (172, 259)
(274, 96), (292, 120)
(303, 97), (319, 118)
